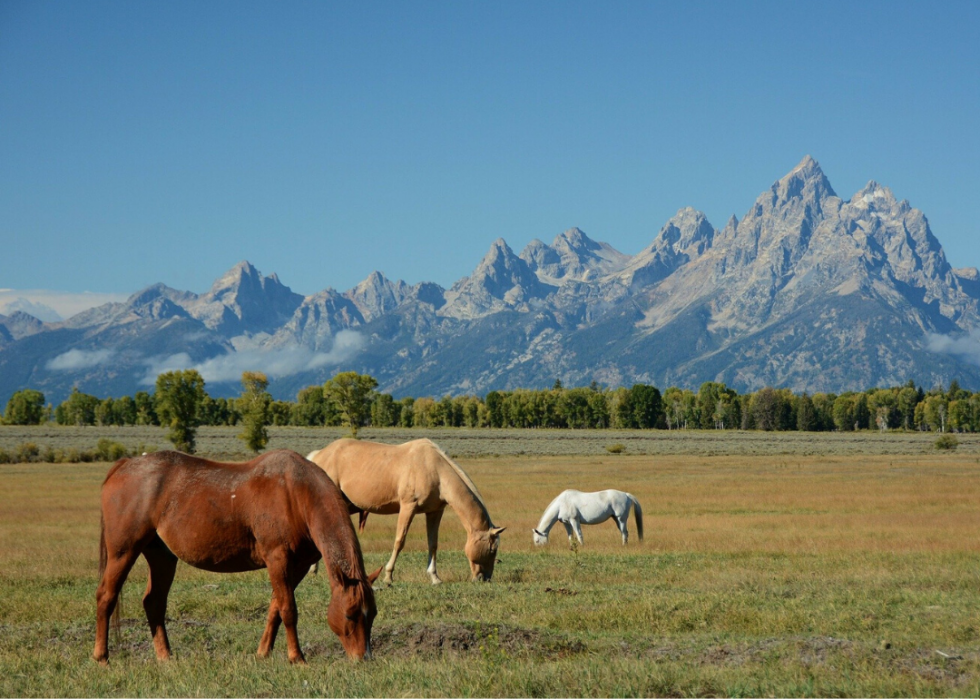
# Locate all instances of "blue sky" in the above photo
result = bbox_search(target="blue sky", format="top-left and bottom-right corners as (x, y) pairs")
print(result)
(2, 1), (978, 301)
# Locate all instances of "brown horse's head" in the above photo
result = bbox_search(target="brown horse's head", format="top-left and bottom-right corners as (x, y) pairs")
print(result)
(327, 567), (381, 659)
(464, 526), (506, 581)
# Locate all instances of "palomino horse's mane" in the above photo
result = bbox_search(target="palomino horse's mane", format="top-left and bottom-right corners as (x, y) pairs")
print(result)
(423, 439), (487, 510)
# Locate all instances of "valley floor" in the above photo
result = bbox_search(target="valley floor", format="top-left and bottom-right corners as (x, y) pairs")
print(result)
(1, 427), (979, 696)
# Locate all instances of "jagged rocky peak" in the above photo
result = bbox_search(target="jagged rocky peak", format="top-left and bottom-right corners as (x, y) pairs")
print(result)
(0, 310), (45, 340)
(189, 261), (304, 336)
(616, 208), (716, 290)
(523, 227), (629, 284)
(654, 207), (715, 255)
(344, 270), (411, 322)
(775, 155), (837, 204)
(442, 238), (552, 318)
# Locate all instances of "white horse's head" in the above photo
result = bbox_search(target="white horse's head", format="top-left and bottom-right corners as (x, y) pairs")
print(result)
(531, 528), (548, 546)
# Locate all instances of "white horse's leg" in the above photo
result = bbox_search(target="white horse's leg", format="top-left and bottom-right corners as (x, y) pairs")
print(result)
(424, 509), (445, 585)
(570, 518), (584, 545)
(616, 515), (629, 545)
(562, 520), (575, 548)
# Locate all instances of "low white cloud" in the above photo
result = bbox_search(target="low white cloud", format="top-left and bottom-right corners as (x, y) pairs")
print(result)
(47, 348), (116, 371)
(0, 289), (128, 320)
(139, 330), (366, 385)
(926, 330), (980, 367)
(0, 297), (62, 322)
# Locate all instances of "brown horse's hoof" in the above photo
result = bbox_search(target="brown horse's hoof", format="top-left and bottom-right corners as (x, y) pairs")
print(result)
(93, 655), (109, 666)
(288, 654), (308, 666)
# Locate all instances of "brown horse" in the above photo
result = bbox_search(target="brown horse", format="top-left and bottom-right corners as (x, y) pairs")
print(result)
(307, 439), (505, 585)
(93, 449), (381, 665)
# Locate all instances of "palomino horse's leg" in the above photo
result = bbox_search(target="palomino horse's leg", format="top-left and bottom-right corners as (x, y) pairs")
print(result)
(424, 509), (445, 585)
(257, 563), (309, 659)
(93, 547), (142, 663)
(142, 541), (178, 661)
(383, 502), (417, 584)
(264, 550), (307, 664)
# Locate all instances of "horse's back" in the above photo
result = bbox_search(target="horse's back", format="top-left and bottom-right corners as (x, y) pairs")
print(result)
(310, 438), (443, 509)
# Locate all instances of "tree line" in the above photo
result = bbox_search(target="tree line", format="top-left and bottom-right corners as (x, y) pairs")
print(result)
(4, 374), (980, 449)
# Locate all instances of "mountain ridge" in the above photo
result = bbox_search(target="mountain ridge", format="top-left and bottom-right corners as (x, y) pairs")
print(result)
(3, 156), (978, 404)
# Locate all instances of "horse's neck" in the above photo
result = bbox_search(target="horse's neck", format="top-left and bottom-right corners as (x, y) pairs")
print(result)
(536, 498), (563, 535)
(309, 501), (363, 580)
(439, 464), (492, 535)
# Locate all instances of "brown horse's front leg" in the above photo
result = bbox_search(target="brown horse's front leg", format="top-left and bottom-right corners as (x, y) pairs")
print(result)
(265, 552), (306, 664)
(256, 597), (281, 658)
(383, 502), (417, 585)
(142, 546), (178, 661)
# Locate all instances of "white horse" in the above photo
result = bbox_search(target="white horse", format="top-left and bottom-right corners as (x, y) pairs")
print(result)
(532, 489), (643, 547)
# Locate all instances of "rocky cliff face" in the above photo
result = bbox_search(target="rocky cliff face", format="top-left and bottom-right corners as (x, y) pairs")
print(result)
(2, 156), (978, 403)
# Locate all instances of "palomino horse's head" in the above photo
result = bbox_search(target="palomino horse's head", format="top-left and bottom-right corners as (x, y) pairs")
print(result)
(327, 567), (382, 659)
(464, 527), (506, 581)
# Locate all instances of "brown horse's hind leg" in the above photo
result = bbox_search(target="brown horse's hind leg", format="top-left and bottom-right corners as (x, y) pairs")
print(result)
(383, 502), (417, 585)
(142, 540), (178, 661)
(93, 548), (142, 664)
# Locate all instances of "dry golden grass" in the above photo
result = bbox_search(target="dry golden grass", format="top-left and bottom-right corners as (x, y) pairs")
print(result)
(3, 441), (980, 696)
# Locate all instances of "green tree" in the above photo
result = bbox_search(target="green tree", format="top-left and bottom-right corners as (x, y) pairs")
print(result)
(398, 397), (415, 428)
(631, 384), (664, 429)
(239, 372), (271, 452)
(324, 371), (378, 439)
(485, 391), (504, 428)
(57, 388), (100, 426)
(371, 393), (397, 428)
(134, 391), (158, 425)
(796, 393), (818, 431)
(4, 389), (46, 425)
(155, 370), (206, 452)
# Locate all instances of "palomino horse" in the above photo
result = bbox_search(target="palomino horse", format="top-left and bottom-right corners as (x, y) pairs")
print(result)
(532, 489), (643, 547)
(93, 450), (381, 665)
(307, 439), (505, 584)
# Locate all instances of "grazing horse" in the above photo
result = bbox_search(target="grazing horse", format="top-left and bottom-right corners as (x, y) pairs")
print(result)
(93, 450), (381, 665)
(532, 489), (643, 547)
(307, 439), (505, 584)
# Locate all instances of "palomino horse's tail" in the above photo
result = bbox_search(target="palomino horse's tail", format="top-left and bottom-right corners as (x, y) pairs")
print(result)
(629, 494), (644, 542)
(98, 513), (122, 640)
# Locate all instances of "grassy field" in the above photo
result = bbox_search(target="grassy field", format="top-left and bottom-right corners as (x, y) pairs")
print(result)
(2, 427), (980, 696)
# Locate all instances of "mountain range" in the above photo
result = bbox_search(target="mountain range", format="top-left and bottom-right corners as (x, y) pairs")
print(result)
(3, 156), (979, 405)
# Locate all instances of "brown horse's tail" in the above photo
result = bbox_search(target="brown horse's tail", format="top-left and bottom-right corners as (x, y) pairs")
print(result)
(98, 513), (122, 640)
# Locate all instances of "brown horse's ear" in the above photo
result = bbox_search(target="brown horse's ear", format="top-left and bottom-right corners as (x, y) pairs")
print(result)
(490, 526), (506, 537)
(367, 566), (383, 585)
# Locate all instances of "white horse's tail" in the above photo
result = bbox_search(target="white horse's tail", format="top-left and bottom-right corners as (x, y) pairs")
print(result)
(629, 494), (643, 541)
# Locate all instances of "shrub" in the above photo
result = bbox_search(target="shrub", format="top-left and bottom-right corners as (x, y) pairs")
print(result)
(935, 434), (959, 451)
(95, 438), (129, 462)
(16, 442), (40, 463)
(0, 448), (10, 464)
(606, 443), (626, 454)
